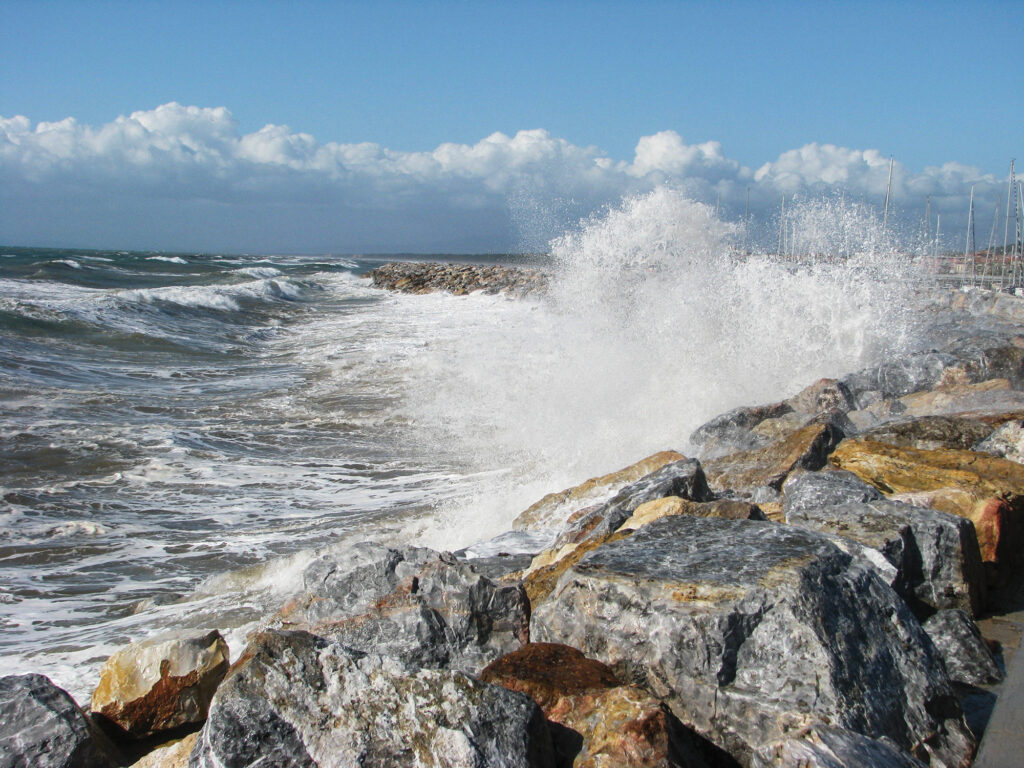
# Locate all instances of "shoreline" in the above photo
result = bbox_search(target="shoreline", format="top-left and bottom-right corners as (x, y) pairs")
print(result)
(4, 267), (1024, 767)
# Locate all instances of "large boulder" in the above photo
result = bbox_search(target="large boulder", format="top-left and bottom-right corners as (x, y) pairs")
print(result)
(829, 438), (1024, 586)
(90, 630), (229, 739)
(0, 674), (119, 768)
(480, 643), (728, 768)
(782, 472), (986, 616)
(531, 515), (974, 767)
(277, 544), (529, 675)
(689, 402), (793, 460)
(191, 630), (555, 768)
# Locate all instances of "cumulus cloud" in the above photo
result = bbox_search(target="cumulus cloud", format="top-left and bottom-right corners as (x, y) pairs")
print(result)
(0, 102), (1011, 252)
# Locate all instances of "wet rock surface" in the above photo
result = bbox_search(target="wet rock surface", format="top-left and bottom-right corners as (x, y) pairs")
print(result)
(0, 674), (119, 768)
(752, 726), (928, 768)
(531, 515), (975, 766)
(367, 261), (548, 297)
(192, 629), (555, 768)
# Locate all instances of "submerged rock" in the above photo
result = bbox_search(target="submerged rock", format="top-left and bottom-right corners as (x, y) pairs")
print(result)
(90, 630), (229, 739)
(782, 472), (986, 616)
(0, 674), (119, 768)
(532, 515), (974, 767)
(922, 610), (1002, 687)
(192, 630), (555, 768)
(278, 543), (529, 675)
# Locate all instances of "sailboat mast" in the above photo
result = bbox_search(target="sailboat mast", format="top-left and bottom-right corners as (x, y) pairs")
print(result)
(883, 156), (894, 232)
(965, 185), (975, 287)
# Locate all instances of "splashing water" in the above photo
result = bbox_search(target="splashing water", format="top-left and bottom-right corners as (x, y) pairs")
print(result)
(403, 188), (923, 545)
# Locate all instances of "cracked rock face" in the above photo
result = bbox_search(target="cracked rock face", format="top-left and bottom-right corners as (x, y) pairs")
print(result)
(278, 543), (529, 675)
(782, 472), (986, 616)
(1, 674), (118, 768)
(531, 515), (974, 767)
(190, 630), (555, 768)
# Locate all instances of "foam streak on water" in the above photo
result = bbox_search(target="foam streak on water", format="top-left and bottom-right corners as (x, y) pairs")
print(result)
(0, 190), (924, 699)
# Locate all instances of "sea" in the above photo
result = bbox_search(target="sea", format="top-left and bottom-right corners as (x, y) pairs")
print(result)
(0, 188), (926, 700)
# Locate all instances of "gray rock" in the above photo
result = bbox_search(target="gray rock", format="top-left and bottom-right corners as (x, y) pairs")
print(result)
(190, 630), (555, 768)
(923, 610), (1002, 687)
(279, 543), (529, 675)
(531, 515), (974, 767)
(841, 352), (961, 407)
(551, 459), (712, 548)
(783, 473), (986, 616)
(862, 416), (995, 452)
(689, 402), (792, 460)
(974, 419), (1024, 463)
(752, 726), (927, 767)
(782, 470), (884, 514)
(0, 674), (118, 768)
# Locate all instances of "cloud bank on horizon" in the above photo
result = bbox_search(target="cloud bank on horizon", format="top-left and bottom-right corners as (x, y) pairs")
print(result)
(0, 103), (1012, 254)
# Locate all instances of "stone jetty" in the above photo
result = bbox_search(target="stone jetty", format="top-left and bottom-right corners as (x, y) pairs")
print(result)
(366, 261), (549, 297)
(3, 282), (1024, 767)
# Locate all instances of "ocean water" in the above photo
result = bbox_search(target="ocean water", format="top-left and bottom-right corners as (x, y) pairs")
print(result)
(0, 189), (924, 699)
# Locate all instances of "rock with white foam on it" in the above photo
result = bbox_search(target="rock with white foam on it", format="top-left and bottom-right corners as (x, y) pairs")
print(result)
(1, 673), (120, 768)
(191, 629), (555, 768)
(89, 629), (229, 739)
(531, 515), (975, 767)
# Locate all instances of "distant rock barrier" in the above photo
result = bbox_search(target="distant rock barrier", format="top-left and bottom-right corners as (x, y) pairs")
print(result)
(367, 261), (548, 297)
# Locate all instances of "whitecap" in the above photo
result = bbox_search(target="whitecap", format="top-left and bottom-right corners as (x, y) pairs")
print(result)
(236, 266), (282, 278)
(147, 256), (188, 264)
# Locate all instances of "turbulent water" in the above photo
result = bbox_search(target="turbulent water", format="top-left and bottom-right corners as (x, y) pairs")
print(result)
(0, 189), (924, 699)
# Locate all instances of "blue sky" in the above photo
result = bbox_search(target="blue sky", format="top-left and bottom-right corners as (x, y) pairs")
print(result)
(1, 0), (1021, 252)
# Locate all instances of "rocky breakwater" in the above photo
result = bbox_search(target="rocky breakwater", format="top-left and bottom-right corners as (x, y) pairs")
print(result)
(5, 288), (1024, 767)
(367, 261), (549, 297)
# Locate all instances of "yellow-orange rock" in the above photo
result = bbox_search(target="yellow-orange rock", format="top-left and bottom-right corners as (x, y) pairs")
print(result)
(91, 630), (229, 739)
(129, 731), (197, 768)
(830, 438), (1024, 584)
(481, 643), (717, 768)
(512, 451), (685, 531)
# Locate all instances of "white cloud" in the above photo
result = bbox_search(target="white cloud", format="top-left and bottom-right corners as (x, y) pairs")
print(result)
(0, 102), (1011, 252)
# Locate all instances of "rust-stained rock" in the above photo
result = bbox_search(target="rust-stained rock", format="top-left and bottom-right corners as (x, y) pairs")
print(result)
(90, 630), (229, 739)
(829, 438), (1024, 585)
(481, 644), (723, 768)
(703, 419), (846, 495)
(512, 450), (685, 531)
(480, 643), (621, 710)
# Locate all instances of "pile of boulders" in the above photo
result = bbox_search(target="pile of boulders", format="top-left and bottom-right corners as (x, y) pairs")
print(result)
(4, 287), (1023, 767)
(367, 261), (548, 297)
